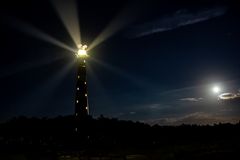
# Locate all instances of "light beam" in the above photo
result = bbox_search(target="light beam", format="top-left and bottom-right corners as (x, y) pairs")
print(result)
(7, 18), (75, 53)
(0, 55), (66, 79)
(88, 2), (143, 51)
(14, 59), (77, 116)
(51, 0), (81, 47)
(89, 57), (153, 89)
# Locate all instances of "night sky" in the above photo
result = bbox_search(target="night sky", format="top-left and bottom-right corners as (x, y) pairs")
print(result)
(0, 0), (240, 125)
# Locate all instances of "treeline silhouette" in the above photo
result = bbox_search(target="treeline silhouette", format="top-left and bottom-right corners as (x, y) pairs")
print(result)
(0, 115), (239, 159)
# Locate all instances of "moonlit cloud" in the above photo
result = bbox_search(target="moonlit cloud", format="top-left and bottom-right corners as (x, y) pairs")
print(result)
(180, 97), (203, 102)
(218, 92), (240, 100)
(127, 6), (227, 38)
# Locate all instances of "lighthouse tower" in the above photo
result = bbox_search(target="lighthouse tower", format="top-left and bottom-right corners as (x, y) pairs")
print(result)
(75, 44), (89, 119)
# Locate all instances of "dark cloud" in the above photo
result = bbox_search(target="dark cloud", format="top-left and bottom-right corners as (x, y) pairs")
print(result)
(127, 6), (227, 38)
(129, 111), (136, 114)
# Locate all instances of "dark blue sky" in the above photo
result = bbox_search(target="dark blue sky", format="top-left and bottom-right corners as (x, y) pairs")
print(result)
(0, 0), (240, 124)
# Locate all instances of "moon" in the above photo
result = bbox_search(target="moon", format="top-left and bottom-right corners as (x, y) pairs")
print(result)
(212, 86), (221, 93)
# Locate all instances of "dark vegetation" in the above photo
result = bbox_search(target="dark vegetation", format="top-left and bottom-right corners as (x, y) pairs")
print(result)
(0, 115), (239, 160)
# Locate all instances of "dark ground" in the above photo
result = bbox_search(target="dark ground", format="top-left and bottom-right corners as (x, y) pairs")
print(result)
(0, 115), (239, 160)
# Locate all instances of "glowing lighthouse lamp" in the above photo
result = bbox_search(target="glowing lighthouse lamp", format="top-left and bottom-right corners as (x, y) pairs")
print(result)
(76, 44), (88, 58)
